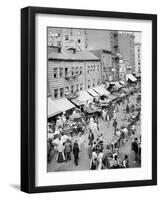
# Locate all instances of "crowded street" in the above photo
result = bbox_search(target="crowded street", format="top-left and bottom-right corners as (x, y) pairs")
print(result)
(47, 28), (142, 172)
(48, 86), (141, 172)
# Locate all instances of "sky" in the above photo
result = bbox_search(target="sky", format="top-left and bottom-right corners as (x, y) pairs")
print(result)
(86, 29), (141, 50)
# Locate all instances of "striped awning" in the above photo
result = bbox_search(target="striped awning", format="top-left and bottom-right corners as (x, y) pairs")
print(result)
(93, 85), (110, 96)
(87, 89), (99, 97)
(76, 90), (93, 102)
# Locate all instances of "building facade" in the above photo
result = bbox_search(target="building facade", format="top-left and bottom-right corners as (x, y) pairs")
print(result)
(110, 31), (120, 81)
(134, 43), (141, 73)
(48, 28), (88, 51)
(91, 49), (112, 82)
(48, 47), (101, 100)
(118, 32), (135, 74)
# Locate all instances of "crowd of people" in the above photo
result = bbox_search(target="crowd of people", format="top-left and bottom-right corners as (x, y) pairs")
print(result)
(48, 82), (141, 170)
(87, 91), (141, 170)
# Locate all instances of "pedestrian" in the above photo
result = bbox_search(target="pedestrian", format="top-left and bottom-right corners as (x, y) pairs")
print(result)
(113, 109), (117, 120)
(126, 104), (130, 114)
(92, 121), (99, 137)
(88, 130), (94, 146)
(102, 109), (107, 121)
(97, 150), (104, 170)
(106, 113), (110, 127)
(73, 140), (80, 166)
(123, 154), (129, 168)
(56, 142), (65, 163)
(132, 138), (139, 162)
(64, 139), (72, 162)
(90, 150), (98, 170)
(89, 117), (94, 130)
(113, 119), (118, 134)
(87, 143), (92, 159)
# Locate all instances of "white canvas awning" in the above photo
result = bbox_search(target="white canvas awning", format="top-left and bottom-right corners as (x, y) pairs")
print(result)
(126, 74), (137, 82)
(87, 89), (99, 97)
(76, 90), (93, 102)
(93, 85), (110, 96)
(70, 98), (84, 106)
(48, 97), (75, 118)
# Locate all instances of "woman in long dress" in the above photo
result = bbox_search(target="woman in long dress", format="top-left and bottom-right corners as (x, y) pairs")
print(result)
(56, 142), (65, 163)
(97, 150), (104, 170)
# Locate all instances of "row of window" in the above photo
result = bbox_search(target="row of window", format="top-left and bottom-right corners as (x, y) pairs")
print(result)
(53, 79), (101, 99)
(53, 65), (100, 79)
(87, 65), (100, 73)
(65, 35), (81, 43)
(53, 67), (83, 78)
(53, 83), (84, 99)
(87, 79), (100, 89)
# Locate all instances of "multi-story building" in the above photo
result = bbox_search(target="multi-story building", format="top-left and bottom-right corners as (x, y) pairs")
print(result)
(118, 32), (135, 74)
(90, 49), (112, 82)
(134, 43), (141, 73)
(48, 47), (101, 100)
(48, 28), (88, 51)
(110, 31), (120, 81)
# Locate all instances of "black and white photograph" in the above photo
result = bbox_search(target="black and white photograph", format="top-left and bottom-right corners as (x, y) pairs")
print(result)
(47, 27), (142, 172)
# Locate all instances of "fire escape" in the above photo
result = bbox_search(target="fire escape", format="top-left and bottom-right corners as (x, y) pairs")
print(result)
(111, 31), (120, 81)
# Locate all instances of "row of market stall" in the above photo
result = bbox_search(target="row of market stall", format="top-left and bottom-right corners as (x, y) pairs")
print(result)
(48, 73), (139, 120)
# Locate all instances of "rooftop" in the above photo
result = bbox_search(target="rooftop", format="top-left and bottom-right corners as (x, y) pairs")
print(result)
(48, 47), (100, 61)
(90, 49), (112, 59)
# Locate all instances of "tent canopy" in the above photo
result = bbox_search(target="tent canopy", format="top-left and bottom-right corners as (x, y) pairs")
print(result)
(76, 90), (93, 102)
(93, 85), (110, 96)
(48, 97), (75, 118)
(70, 98), (84, 106)
(87, 89), (99, 97)
(126, 74), (137, 82)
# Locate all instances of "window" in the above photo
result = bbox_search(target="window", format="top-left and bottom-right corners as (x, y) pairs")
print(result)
(90, 66), (93, 72)
(93, 65), (95, 72)
(54, 89), (58, 99)
(87, 66), (90, 73)
(88, 80), (90, 89)
(59, 68), (63, 77)
(72, 67), (74, 75)
(57, 41), (61, 47)
(93, 79), (95, 87)
(65, 35), (69, 40)
(97, 65), (100, 72)
(65, 87), (69, 92)
(65, 68), (68, 76)
(53, 68), (57, 78)
(80, 66), (83, 74)
(71, 85), (74, 93)
(60, 88), (64, 97)
(76, 84), (79, 91)
(76, 67), (79, 74)
(80, 83), (83, 90)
